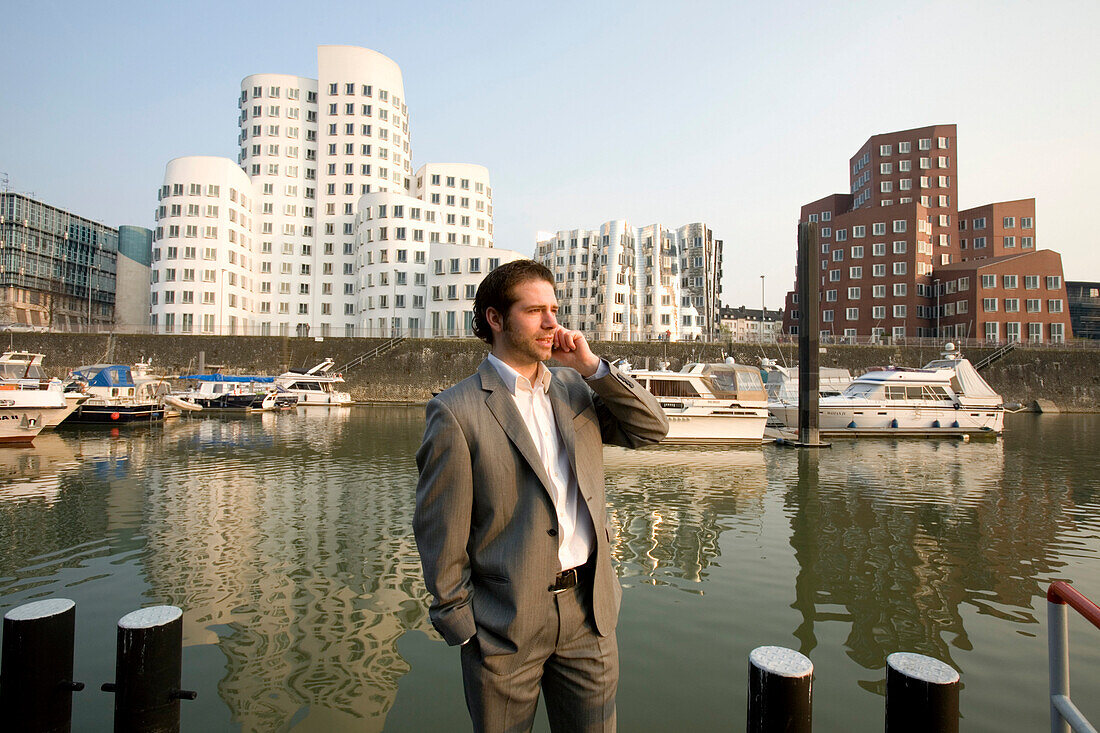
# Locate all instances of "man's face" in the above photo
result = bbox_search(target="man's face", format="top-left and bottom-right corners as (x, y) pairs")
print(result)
(490, 278), (559, 368)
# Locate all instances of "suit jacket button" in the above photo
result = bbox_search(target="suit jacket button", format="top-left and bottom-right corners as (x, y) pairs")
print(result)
(547, 528), (558, 537)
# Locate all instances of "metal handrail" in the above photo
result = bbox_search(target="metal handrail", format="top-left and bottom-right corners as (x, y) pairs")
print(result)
(335, 337), (405, 375)
(974, 341), (1018, 370)
(1048, 581), (1100, 733)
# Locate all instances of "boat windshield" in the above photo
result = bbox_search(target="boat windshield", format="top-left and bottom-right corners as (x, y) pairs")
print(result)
(842, 383), (883, 399)
(0, 364), (45, 379)
(702, 365), (765, 400)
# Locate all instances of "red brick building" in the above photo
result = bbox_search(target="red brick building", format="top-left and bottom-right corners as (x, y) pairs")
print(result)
(934, 250), (1072, 342)
(958, 199), (1036, 260)
(783, 126), (1069, 343)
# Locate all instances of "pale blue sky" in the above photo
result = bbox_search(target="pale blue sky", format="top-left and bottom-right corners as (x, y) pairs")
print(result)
(3, 0), (1097, 308)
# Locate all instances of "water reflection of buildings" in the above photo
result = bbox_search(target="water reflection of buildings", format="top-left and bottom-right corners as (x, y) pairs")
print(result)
(783, 437), (1077, 688)
(603, 446), (766, 587)
(135, 407), (433, 731)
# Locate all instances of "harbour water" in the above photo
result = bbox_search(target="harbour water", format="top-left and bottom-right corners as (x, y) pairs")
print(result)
(0, 409), (1098, 731)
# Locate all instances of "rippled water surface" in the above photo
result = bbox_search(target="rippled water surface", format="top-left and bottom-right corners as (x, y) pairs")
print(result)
(1, 410), (1098, 731)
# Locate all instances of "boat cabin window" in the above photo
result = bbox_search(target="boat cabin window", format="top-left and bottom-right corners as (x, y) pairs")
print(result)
(883, 384), (951, 400)
(647, 379), (701, 398)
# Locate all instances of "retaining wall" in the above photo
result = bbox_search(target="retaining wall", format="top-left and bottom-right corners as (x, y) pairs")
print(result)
(5, 334), (1097, 410)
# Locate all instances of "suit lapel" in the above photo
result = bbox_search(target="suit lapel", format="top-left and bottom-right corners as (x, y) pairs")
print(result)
(480, 360), (555, 496)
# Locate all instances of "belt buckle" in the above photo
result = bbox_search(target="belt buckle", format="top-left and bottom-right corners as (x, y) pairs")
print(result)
(550, 567), (577, 594)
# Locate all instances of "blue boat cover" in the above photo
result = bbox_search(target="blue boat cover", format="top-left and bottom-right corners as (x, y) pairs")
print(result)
(179, 374), (274, 383)
(72, 364), (135, 388)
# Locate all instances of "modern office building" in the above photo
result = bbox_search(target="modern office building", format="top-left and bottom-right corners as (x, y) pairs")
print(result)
(0, 192), (129, 330)
(782, 125), (1069, 343)
(1066, 281), (1100, 340)
(150, 45), (521, 337)
(535, 221), (722, 341)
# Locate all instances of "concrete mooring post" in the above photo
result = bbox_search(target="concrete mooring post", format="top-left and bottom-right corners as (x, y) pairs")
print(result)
(885, 652), (960, 732)
(796, 221), (824, 447)
(747, 645), (813, 732)
(0, 598), (84, 733)
(101, 605), (195, 733)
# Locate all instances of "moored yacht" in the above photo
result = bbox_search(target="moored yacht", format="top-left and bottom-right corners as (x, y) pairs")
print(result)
(760, 359), (853, 429)
(66, 365), (166, 424)
(0, 351), (87, 429)
(818, 344), (1004, 436)
(623, 360), (769, 444)
(275, 359), (351, 406)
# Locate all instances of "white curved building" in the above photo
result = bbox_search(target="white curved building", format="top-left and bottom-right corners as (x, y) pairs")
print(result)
(536, 221), (722, 341)
(151, 45), (515, 337)
(354, 185), (521, 337)
(152, 157), (255, 334)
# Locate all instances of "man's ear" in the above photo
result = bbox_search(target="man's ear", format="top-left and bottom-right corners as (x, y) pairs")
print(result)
(486, 306), (504, 334)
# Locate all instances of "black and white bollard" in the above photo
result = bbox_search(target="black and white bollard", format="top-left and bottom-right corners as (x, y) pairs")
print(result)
(0, 598), (84, 733)
(747, 645), (813, 733)
(885, 652), (959, 733)
(101, 606), (195, 733)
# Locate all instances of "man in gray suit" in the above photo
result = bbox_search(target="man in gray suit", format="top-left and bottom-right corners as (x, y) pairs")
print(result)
(414, 260), (668, 732)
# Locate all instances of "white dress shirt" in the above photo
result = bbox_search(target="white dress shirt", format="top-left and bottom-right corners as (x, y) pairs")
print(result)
(487, 353), (604, 571)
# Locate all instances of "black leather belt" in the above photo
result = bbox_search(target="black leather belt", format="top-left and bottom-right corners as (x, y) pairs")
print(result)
(549, 562), (592, 594)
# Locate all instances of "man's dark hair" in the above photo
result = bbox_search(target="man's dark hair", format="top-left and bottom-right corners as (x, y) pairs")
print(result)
(471, 259), (555, 344)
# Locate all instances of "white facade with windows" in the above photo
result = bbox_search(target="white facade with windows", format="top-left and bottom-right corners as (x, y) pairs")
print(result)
(353, 188), (523, 337)
(535, 221), (723, 341)
(151, 157), (255, 335)
(150, 45), (512, 337)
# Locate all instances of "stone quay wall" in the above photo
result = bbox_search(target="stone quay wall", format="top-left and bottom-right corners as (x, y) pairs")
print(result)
(5, 334), (1098, 410)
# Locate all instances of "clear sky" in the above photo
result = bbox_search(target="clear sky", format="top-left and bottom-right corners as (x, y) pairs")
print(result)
(2, 0), (1097, 308)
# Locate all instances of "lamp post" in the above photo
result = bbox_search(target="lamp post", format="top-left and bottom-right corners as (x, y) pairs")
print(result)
(760, 275), (766, 343)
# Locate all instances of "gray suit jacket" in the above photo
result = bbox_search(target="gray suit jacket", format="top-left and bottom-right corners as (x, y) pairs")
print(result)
(414, 358), (668, 674)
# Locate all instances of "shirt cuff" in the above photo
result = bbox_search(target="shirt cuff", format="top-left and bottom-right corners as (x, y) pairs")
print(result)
(584, 359), (610, 381)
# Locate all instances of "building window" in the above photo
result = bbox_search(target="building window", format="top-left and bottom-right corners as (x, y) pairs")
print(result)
(981, 274), (996, 288)
(1048, 299), (1063, 313)
(893, 305), (906, 317)
(1046, 276), (1062, 289)
(983, 298), (998, 312)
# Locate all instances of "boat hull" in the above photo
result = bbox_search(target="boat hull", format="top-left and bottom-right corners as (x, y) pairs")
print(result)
(657, 405), (769, 445)
(66, 404), (166, 424)
(817, 403), (1004, 436)
(0, 410), (48, 443)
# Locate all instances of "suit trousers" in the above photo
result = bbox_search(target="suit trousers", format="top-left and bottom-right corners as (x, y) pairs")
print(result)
(460, 574), (618, 733)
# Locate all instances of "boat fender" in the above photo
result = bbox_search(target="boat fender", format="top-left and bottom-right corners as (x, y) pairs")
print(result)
(951, 420), (960, 428)
(932, 420), (941, 428)
(111, 412), (120, 420)
(890, 419), (899, 428)
(847, 421), (857, 429)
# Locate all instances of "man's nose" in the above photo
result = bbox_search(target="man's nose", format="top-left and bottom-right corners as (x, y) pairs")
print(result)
(543, 310), (558, 328)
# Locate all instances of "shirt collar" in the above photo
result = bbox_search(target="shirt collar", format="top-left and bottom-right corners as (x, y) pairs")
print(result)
(487, 353), (552, 395)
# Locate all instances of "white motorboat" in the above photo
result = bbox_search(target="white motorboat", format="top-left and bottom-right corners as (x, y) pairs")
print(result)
(275, 359), (352, 406)
(623, 360), (769, 444)
(817, 344), (1004, 436)
(0, 351), (75, 436)
(760, 359), (853, 429)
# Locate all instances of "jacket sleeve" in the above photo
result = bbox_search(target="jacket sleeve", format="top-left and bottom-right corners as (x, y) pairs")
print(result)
(585, 361), (669, 448)
(413, 398), (478, 645)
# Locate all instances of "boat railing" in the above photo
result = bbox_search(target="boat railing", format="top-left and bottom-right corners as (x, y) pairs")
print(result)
(1047, 581), (1100, 732)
